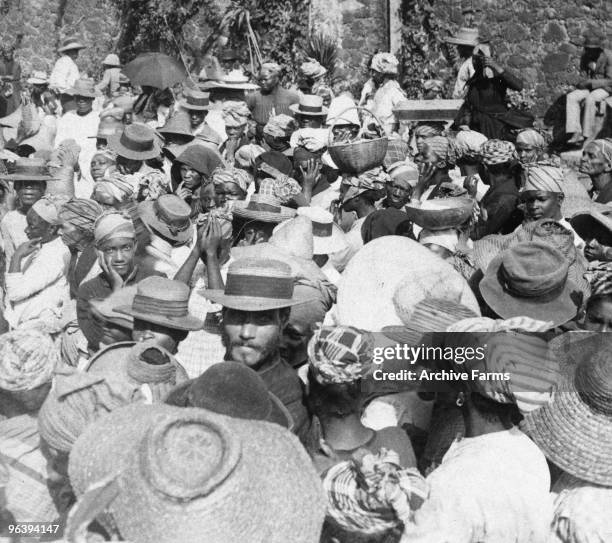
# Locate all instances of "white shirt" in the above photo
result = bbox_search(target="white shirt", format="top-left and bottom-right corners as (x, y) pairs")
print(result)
(4, 237), (70, 330)
(371, 79), (407, 136)
(0, 210), (28, 262)
(402, 427), (552, 543)
(452, 57), (476, 99)
(328, 215), (366, 273)
(49, 55), (80, 94)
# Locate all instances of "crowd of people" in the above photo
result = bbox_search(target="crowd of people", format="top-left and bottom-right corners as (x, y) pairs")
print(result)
(0, 24), (611, 543)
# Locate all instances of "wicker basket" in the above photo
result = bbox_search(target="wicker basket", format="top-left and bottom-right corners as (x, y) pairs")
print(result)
(404, 197), (474, 230)
(327, 106), (388, 175)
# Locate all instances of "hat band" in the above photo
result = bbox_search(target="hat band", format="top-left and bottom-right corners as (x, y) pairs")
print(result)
(186, 97), (209, 107)
(246, 201), (281, 213)
(154, 204), (191, 235)
(499, 264), (567, 299)
(132, 294), (189, 317)
(10, 166), (50, 177)
(119, 132), (154, 153)
(224, 274), (293, 299)
(298, 104), (323, 114)
(312, 220), (332, 237)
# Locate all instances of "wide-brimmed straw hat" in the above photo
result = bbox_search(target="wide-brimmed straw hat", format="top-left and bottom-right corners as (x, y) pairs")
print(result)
(200, 258), (307, 311)
(480, 241), (579, 326)
(89, 286), (137, 330)
(570, 209), (612, 247)
(115, 276), (204, 331)
(108, 123), (161, 160)
(58, 37), (85, 53)
(296, 206), (347, 255)
(178, 89), (211, 111)
(201, 70), (259, 91)
(68, 404), (325, 543)
(166, 362), (293, 430)
(289, 95), (328, 117)
(27, 71), (49, 85)
(138, 194), (193, 244)
(0, 158), (55, 181)
(232, 194), (296, 223)
(102, 53), (121, 67)
(522, 335), (612, 485)
(445, 27), (480, 46)
(66, 78), (99, 98)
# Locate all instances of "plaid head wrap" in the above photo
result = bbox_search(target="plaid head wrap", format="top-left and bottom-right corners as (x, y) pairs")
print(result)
(423, 136), (456, 167)
(341, 167), (388, 203)
(300, 58), (327, 79)
(258, 176), (301, 204)
(307, 325), (373, 384)
(590, 139), (612, 170)
(371, 53), (399, 75)
(516, 129), (546, 150)
(323, 449), (428, 535)
(264, 114), (297, 139)
(211, 166), (252, 194)
(222, 101), (251, 128)
(479, 139), (516, 165)
(94, 210), (135, 247)
(0, 330), (59, 392)
(522, 164), (564, 193)
(454, 129), (488, 161)
(58, 198), (103, 235)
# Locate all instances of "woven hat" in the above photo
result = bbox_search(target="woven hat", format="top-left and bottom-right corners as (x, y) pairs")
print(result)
(178, 89), (211, 111)
(289, 94), (328, 117)
(138, 194), (193, 243)
(232, 193), (296, 223)
(270, 216), (314, 260)
(296, 206), (347, 255)
(570, 209), (612, 247)
(68, 404), (325, 543)
(480, 241), (579, 326)
(27, 70), (48, 85)
(102, 53), (121, 67)
(58, 36), (85, 53)
(165, 362), (293, 430)
(158, 110), (195, 139)
(90, 115), (123, 140)
(200, 258), (306, 311)
(0, 158), (55, 181)
(89, 286), (137, 330)
(445, 27), (480, 46)
(115, 277), (204, 331)
(522, 335), (612, 485)
(66, 78), (98, 98)
(204, 70), (259, 91)
(108, 123), (161, 161)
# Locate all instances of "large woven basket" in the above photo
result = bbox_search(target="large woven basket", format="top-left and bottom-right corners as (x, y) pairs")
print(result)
(327, 106), (388, 175)
(404, 197), (474, 231)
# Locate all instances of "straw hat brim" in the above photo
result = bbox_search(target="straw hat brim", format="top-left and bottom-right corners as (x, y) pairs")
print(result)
(199, 290), (310, 311)
(107, 132), (161, 161)
(570, 211), (612, 247)
(58, 43), (85, 52)
(114, 305), (204, 331)
(445, 37), (479, 46)
(204, 80), (260, 91)
(27, 77), (48, 85)
(178, 100), (211, 111)
(138, 200), (193, 244)
(313, 224), (347, 255)
(0, 173), (56, 181)
(480, 255), (579, 327)
(65, 88), (99, 99)
(522, 377), (612, 486)
(232, 202), (296, 223)
(289, 104), (329, 116)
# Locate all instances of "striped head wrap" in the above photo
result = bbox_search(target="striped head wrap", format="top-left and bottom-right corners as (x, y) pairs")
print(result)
(454, 129), (488, 161)
(446, 316), (555, 333)
(323, 449), (428, 535)
(516, 129), (546, 150)
(94, 210), (135, 247)
(479, 139), (516, 165)
(263, 114), (297, 139)
(423, 136), (456, 167)
(341, 167), (388, 203)
(0, 330), (59, 392)
(94, 172), (135, 204)
(211, 166), (252, 194)
(222, 101), (251, 128)
(58, 198), (103, 236)
(590, 139), (612, 170)
(307, 325), (373, 384)
(258, 176), (301, 204)
(234, 144), (265, 168)
(522, 164), (564, 193)
(584, 263), (612, 298)
(414, 124), (442, 138)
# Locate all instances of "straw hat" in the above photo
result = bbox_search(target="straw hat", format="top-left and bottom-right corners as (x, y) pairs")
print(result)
(27, 71), (48, 85)
(480, 241), (579, 326)
(158, 111), (195, 139)
(202, 70), (259, 91)
(522, 335), (612, 485)
(108, 123), (162, 161)
(115, 276), (204, 331)
(0, 158), (55, 181)
(89, 115), (123, 140)
(296, 206), (347, 255)
(200, 258), (307, 311)
(68, 404), (325, 543)
(89, 286), (137, 330)
(270, 216), (314, 260)
(232, 193), (296, 223)
(570, 209), (612, 247)
(166, 362), (293, 430)
(289, 95), (328, 117)
(66, 78), (98, 98)
(336, 236), (480, 331)
(58, 37), (85, 53)
(178, 89), (211, 111)
(445, 27), (480, 46)
(138, 194), (193, 243)
(102, 53), (121, 67)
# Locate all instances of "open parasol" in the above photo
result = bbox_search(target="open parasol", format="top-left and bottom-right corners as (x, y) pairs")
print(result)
(122, 52), (187, 89)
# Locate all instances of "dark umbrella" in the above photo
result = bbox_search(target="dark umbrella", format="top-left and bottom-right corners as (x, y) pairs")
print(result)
(122, 52), (187, 90)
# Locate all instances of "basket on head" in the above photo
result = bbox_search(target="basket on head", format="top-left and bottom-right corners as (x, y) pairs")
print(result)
(327, 106), (388, 175)
(404, 197), (474, 231)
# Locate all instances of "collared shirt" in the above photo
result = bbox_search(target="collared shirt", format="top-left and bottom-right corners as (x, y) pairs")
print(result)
(401, 427), (552, 543)
(4, 237), (70, 330)
(49, 55), (80, 94)
(371, 79), (407, 136)
(0, 209), (28, 263)
(453, 57), (476, 99)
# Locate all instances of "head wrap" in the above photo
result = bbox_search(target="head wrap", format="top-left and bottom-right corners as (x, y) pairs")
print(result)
(234, 144), (265, 168)
(323, 449), (428, 535)
(94, 211), (136, 246)
(93, 149), (117, 163)
(31, 195), (69, 225)
(292, 128), (328, 153)
(454, 129), (488, 161)
(263, 114), (297, 139)
(300, 58), (327, 79)
(258, 176), (301, 204)
(222, 101), (251, 128)
(100, 107), (124, 123)
(590, 139), (612, 170)
(516, 129), (546, 149)
(58, 198), (104, 235)
(522, 164), (564, 193)
(371, 53), (399, 75)
(388, 161), (419, 188)
(423, 136), (456, 167)
(414, 124), (441, 138)
(341, 167), (388, 203)
(446, 316), (555, 333)
(211, 166), (252, 194)
(479, 139), (516, 165)
(94, 172), (135, 203)
(423, 79), (444, 92)
(419, 228), (459, 253)
(307, 325), (373, 384)
(584, 263), (612, 298)
(0, 330), (59, 392)
(260, 62), (281, 75)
